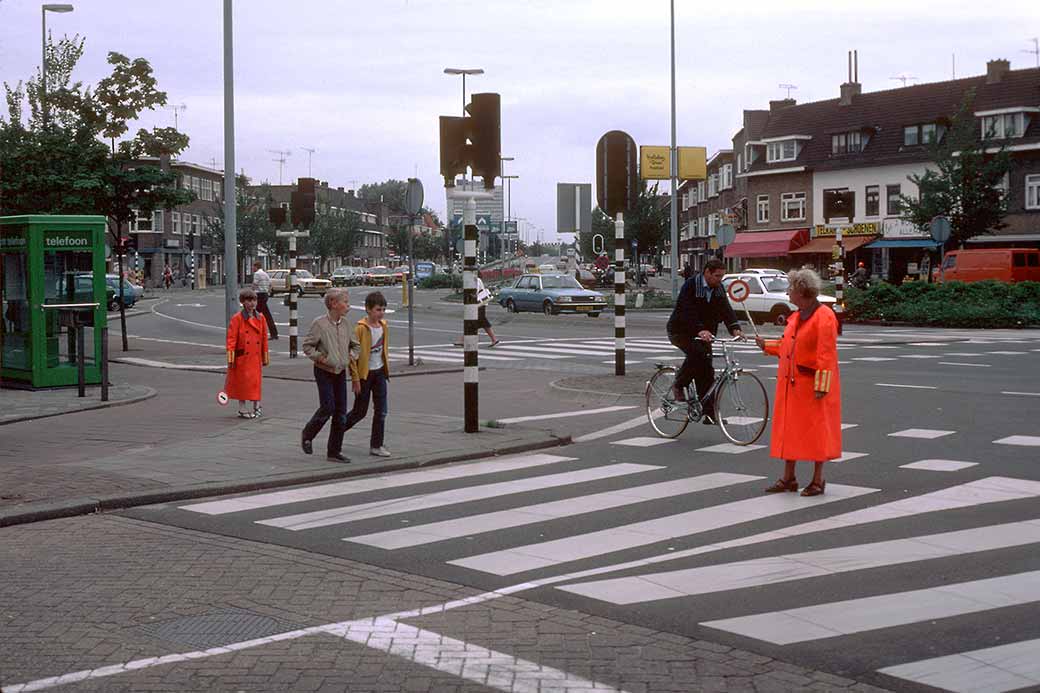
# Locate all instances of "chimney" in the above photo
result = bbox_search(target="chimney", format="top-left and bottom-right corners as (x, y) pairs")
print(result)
(337, 186), (344, 192)
(769, 99), (796, 111)
(840, 50), (862, 106)
(986, 59), (1010, 84)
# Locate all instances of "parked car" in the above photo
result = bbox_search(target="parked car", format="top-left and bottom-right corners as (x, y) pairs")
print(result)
(722, 273), (836, 325)
(640, 264), (658, 277)
(268, 269), (331, 296)
(392, 265), (411, 284)
(365, 266), (394, 286)
(105, 274), (140, 309)
(497, 273), (608, 316)
(573, 267), (599, 289)
(331, 266), (364, 287)
(933, 249), (1040, 283)
(741, 267), (786, 276)
(537, 263), (557, 273)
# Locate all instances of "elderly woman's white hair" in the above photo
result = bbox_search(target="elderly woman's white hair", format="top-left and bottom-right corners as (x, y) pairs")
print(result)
(323, 287), (349, 309)
(787, 269), (822, 299)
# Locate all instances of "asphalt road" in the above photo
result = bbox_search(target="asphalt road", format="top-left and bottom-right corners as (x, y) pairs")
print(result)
(115, 288), (1040, 691)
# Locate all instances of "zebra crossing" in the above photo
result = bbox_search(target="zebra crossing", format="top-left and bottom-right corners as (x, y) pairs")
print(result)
(170, 448), (1040, 692)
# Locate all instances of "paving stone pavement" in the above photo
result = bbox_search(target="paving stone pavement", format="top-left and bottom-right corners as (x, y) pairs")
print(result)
(0, 515), (893, 693)
(0, 383), (155, 426)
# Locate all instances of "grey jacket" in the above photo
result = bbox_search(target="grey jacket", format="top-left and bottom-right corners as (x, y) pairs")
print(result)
(302, 314), (358, 374)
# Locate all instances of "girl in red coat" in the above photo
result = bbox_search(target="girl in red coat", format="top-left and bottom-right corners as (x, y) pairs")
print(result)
(225, 288), (270, 418)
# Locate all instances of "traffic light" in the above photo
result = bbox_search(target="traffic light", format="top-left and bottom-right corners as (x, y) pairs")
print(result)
(439, 116), (469, 187)
(291, 177), (316, 228)
(269, 206), (287, 228)
(438, 93), (501, 190)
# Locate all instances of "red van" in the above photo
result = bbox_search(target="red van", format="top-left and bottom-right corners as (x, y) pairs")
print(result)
(934, 248), (1040, 283)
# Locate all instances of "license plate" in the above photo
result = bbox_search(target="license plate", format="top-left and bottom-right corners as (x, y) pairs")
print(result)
(576, 305), (592, 311)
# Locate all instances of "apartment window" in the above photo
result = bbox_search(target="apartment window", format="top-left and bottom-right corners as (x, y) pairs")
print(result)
(904, 123), (943, 146)
(708, 174), (717, 197)
(172, 211), (182, 235)
(831, 131), (862, 154)
(766, 140), (798, 163)
(213, 180), (221, 201)
(780, 192), (806, 221)
(1026, 174), (1040, 210)
(886, 184), (902, 216)
(982, 112), (1027, 139)
(697, 181), (705, 200)
(903, 126), (919, 146)
(192, 214), (201, 236)
(922, 123), (937, 143)
(865, 185), (880, 216)
(756, 195), (769, 223)
(721, 164), (733, 190)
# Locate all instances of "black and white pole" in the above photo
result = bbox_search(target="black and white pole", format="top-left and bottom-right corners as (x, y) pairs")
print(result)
(834, 226), (845, 335)
(277, 229), (310, 358)
(614, 213), (626, 376)
(187, 250), (196, 290)
(463, 198), (479, 433)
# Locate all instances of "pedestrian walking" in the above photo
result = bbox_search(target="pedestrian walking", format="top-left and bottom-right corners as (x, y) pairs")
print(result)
(252, 261), (279, 340)
(163, 264), (173, 290)
(755, 269), (841, 497)
(301, 288), (356, 463)
(342, 291), (393, 457)
(453, 272), (500, 347)
(225, 288), (269, 419)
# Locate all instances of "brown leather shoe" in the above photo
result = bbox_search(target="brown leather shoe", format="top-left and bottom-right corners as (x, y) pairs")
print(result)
(764, 477), (798, 493)
(800, 480), (826, 497)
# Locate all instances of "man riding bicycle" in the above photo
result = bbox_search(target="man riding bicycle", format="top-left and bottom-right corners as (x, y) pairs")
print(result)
(666, 259), (744, 423)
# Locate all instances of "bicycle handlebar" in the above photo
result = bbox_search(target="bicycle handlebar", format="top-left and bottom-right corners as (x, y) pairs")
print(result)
(694, 335), (747, 343)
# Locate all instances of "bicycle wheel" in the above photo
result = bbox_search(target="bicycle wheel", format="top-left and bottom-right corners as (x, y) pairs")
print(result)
(645, 367), (690, 438)
(715, 371), (769, 445)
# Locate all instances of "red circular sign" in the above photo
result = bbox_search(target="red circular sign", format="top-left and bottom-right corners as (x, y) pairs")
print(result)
(727, 279), (751, 303)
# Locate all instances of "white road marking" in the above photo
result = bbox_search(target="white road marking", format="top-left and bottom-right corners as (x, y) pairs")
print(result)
(451, 484), (877, 576)
(876, 383), (937, 390)
(861, 345), (900, 349)
(345, 473), (763, 550)
(180, 453), (577, 515)
(412, 349), (519, 361)
(888, 428), (955, 439)
(574, 412), (655, 443)
(835, 451), (869, 462)
(111, 357), (225, 371)
(257, 464), (662, 531)
(702, 570), (1040, 646)
(988, 350), (1028, 355)
(944, 352), (984, 357)
(1002, 391), (1040, 397)
(149, 299), (225, 331)
(840, 423), (859, 430)
(126, 334), (225, 350)
(878, 636), (1040, 693)
(495, 344), (614, 357)
(495, 405), (636, 424)
(602, 358), (643, 364)
(994, 435), (1040, 446)
(940, 361), (992, 367)
(900, 459), (978, 472)
(898, 354), (942, 359)
(610, 436), (676, 447)
(557, 519), (1040, 605)
(853, 356), (898, 362)
(696, 443), (766, 454)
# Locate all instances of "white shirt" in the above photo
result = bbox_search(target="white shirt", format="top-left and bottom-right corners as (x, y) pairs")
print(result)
(367, 323), (384, 372)
(253, 268), (271, 294)
(476, 278), (492, 306)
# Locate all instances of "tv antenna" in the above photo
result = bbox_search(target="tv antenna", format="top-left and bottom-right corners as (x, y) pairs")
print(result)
(1024, 38), (1040, 68)
(300, 147), (316, 177)
(889, 74), (918, 87)
(778, 83), (798, 98)
(267, 149), (291, 185)
(168, 103), (187, 130)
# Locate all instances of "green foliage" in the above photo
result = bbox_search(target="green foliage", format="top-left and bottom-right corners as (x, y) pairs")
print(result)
(358, 179), (407, 212)
(845, 281), (1040, 327)
(207, 179), (276, 262)
(305, 210), (361, 268)
(584, 182), (669, 260)
(418, 273), (461, 289)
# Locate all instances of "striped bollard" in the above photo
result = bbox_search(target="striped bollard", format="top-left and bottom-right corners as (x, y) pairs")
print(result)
(463, 198), (479, 433)
(614, 213), (625, 376)
(276, 229), (310, 357)
(835, 226), (845, 335)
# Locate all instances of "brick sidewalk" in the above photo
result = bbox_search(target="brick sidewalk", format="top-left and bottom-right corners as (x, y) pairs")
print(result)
(0, 515), (893, 693)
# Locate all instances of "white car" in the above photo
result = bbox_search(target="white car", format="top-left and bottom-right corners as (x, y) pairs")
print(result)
(268, 269), (331, 296)
(741, 268), (786, 276)
(722, 273), (836, 325)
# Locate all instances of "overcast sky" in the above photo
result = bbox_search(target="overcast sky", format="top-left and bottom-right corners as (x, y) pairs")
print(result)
(1, 0), (1036, 241)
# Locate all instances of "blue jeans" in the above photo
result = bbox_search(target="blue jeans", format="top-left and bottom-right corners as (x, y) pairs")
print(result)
(302, 367), (348, 455)
(343, 369), (388, 449)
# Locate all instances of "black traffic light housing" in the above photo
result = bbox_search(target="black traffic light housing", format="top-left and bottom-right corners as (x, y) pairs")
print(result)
(291, 177), (317, 228)
(438, 93), (501, 190)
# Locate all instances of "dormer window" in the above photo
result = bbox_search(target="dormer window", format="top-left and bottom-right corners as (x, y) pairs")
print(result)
(982, 112), (1027, 139)
(904, 123), (943, 146)
(831, 131), (863, 154)
(766, 140), (797, 162)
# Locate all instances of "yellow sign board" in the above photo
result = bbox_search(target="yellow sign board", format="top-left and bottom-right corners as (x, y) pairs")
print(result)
(639, 146), (708, 181)
(815, 222), (879, 237)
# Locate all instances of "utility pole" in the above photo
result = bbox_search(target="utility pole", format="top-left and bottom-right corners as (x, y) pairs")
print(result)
(300, 147), (316, 177)
(267, 149), (291, 185)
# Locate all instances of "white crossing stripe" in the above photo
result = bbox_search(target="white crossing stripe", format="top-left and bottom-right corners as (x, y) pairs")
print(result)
(900, 459), (978, 472)
(574, 411), (655, 443)
(988, 350), (1028, 355)
(888, 428), (955, 439)
(389, 353), (461, 364)
(878, 637), (1040, 693)
(702, 570), (1040, 645)
(835, 451), (869, 462)
(257, 463), (662, 531)
(854, 356), (898, 361)
(496, 405), (636, 424)
(345, 473), (763, 550)
(557, 342), (673, 354)
(696, 443), (766, 454)
(494, 344), (614, 357)
(465, 347), (569, 359)
(940, 362), (992, 367)
(1003, 391), (1040, 397)
(876, 383), (937, 389)
(994, 435), (1040, 446)
(180, 453), (578, 515)
(449, 483), (876, 576)
(559, 519), (1040, 605)
(898, 354), (942, 359)
(413, 349), (519, 361)
(611, 436), (676, 447)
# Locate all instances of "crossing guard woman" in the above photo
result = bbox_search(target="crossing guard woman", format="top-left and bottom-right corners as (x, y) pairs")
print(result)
(225, 288), (270, 418)
(755, 269), (841, 496)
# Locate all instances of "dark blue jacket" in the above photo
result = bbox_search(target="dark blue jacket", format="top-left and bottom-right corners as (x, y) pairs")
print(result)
(666, 273), (740, 338)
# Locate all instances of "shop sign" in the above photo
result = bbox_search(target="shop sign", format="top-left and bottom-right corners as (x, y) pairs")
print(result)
(164, 239), (181, 248)
(43, 231), (92, 249)
(0, 231), (26, 251)
(882, 217), (929, 238)
(815, 222), (878, 237)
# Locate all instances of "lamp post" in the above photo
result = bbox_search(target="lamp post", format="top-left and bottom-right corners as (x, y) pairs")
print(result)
(668, 0), (680, 300)
(41, 3), (74, 127)
(222, 0), (238, 324)
(502, 173), (519, 260)
(443, 67), (484, 116)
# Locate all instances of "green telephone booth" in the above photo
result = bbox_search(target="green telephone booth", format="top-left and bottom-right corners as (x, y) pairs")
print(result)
(1, 215), (107, 389)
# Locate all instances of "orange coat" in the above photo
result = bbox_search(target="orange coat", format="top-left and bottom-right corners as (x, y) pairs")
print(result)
(225, 310), (269, 401)
(762, 305), (842, 461)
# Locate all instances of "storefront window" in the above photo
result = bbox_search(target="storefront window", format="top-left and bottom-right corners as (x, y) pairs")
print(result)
(2, 253), (31, 370)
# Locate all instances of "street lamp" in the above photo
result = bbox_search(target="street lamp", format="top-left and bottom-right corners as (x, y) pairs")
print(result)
(41, 3), (74, 127)
(502, 173), (519, 259)
(443, 67), (484, 116)
(500, 156), (514, 258)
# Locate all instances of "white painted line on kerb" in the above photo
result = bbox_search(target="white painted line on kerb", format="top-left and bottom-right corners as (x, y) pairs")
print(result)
(702, 570), (1040, 646)
(112, 357), (226, 371)
(496, 405), (636, 425)
(180, 453), (577, 515)
(449, 483), (876, 576)
(574, 411), (655, 443)
(940, 361), (992, 367)
(878, 636), (1040, 693)
(876, 383), (937, 390)
(345, 473), (763, 550)
(257, 463), (661, 531)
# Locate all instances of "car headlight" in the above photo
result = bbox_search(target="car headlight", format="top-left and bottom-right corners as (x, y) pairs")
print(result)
(557, 296), (572, 302)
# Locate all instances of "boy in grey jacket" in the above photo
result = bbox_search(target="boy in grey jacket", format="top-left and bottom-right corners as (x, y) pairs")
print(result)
(301, 288), (358, 462)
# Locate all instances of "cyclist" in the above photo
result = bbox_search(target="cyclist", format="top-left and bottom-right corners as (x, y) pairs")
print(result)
(666, 259), (743, 423)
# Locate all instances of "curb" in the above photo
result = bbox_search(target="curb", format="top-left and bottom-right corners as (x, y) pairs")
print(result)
(548, 377), (646, 406)
(0, 432), (571, 528)
(0, 386), (158, 427)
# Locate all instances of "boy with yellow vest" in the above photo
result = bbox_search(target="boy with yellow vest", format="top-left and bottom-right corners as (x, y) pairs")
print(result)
(343, 291), (392, 457)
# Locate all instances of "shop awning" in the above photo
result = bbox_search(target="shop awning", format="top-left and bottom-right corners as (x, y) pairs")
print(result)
(789, 235), (877, 254)
(864, 238), (941, 249)
(724, 228), (809, 258)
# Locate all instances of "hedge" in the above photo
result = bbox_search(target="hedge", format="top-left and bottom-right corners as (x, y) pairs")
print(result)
(844, 280), (1040, 328)
(418, 273), (461, 289)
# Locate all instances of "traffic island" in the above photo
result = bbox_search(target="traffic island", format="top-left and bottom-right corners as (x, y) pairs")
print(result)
(0, 383), (156, 426)
(550, 370), (656, 405)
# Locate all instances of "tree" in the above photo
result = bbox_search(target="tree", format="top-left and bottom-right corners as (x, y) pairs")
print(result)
(206, 179), (276, 281)
(385, 222), (411, 259)
(306, 210), (361, 273)
(626, 181), (669, 258)
(358, 179), (407, 212)
(900, 91), (1011, 249)
(578, 207), (614, 259)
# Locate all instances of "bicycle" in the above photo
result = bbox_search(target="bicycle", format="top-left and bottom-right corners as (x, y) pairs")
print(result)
(645, 336), (769, 445)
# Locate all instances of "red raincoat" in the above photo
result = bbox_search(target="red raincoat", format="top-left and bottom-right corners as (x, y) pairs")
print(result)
(762, 305), (842, 462)
(225, 309), (269, 401)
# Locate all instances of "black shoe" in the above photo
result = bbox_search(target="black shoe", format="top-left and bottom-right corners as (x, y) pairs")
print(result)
(301, 436), (313, 455)
(327, 452), (350, 463)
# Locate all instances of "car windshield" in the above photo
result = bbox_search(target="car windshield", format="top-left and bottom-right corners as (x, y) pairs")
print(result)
(541, 276), (582, 289)
(371, 268), (390, 275)
(295, 270), (313, 279)
(763, 276), (789, 292)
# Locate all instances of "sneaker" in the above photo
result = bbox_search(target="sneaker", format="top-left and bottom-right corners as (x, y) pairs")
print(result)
(370, 447), (392, 457)
(253, 405), (262, 418)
